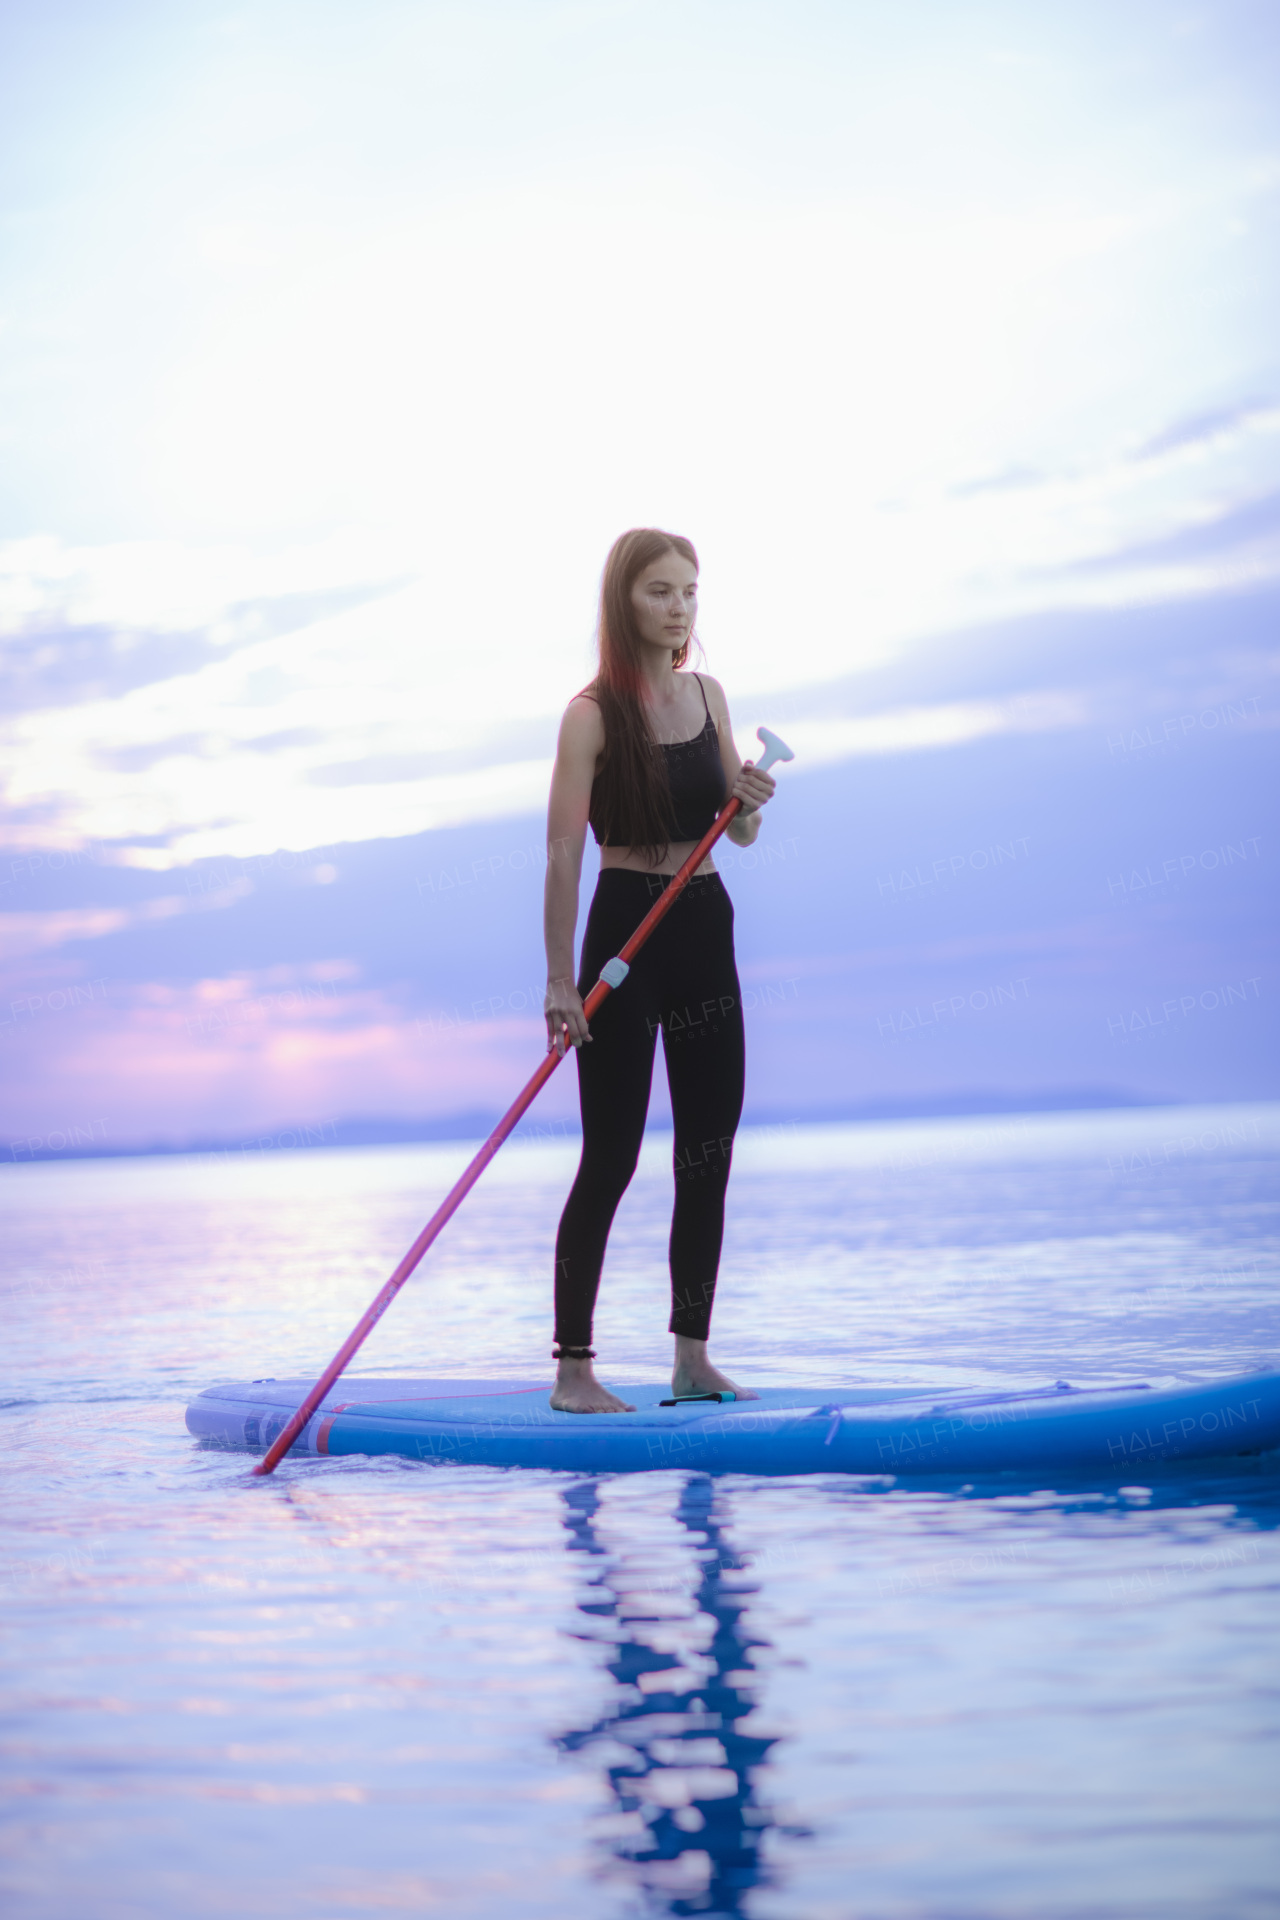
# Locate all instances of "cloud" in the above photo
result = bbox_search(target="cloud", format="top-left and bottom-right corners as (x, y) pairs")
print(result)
(0, 537), (409, 717)
(949, 467), (1047, 499)
(0, 907), (132, 961)
(0, 578), (578, 865)
(1133, 401), (1277, 463)
(1062, 488), (1280, 575)
(3, 518), (1274, 872)
(0, 880), (250, 959)
(779, 692), (1090, 768)
(0, 965), (565, 1149)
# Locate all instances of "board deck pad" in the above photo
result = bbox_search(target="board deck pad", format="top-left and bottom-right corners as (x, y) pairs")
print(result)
(187, 1370), (1280, 1476)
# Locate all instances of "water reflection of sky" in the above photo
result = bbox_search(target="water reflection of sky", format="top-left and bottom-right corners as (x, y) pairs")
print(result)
(558, 1476), (807, 1912)
(3, 1134), (1280, 1913)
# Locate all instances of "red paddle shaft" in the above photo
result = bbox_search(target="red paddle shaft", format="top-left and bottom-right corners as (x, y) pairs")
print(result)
(253, 725), (795, 1474)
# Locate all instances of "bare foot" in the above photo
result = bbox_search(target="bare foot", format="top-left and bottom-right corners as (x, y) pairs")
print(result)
(671, 1337), (759, 1402)
(549, 1358), (635, 1414)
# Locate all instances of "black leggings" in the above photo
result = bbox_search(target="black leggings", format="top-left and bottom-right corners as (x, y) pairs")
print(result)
(554, 869), (746, 1348)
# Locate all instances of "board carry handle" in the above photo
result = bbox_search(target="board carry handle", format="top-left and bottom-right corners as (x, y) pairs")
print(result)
(253, 725), (795, 1474)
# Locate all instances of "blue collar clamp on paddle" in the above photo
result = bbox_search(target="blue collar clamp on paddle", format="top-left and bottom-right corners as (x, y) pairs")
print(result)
(600, 956), (630, 987)
(659, 1390), (736, 1405)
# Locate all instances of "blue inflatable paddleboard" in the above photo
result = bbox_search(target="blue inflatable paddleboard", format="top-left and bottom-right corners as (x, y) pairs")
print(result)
(187, 1369), (1280, 1476)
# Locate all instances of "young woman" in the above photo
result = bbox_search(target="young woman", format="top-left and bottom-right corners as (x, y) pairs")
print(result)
(543, 528), (777, 1414)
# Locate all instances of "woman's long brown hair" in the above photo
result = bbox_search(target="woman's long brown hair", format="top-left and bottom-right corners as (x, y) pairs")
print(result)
(588, 527), (700, 867)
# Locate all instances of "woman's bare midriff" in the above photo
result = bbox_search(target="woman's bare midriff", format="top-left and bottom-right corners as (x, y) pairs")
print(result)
(599, 843), (718, 879)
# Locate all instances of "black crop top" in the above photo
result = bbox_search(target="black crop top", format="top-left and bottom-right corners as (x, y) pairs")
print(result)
(589, 673), (728, 847)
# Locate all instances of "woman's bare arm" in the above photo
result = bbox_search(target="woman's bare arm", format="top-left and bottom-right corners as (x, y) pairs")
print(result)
(701, 675), (776, 846)
(544, 696), (604, 1054)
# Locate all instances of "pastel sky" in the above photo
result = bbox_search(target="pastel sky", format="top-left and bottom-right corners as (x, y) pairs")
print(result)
(1, 0), (1277, 1151)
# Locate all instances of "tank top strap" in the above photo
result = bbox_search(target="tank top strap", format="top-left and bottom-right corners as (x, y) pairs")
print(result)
(692, 672), (710, 721)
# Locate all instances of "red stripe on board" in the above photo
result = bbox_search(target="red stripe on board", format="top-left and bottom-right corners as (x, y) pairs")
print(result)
(314, 1403), (350, 1454)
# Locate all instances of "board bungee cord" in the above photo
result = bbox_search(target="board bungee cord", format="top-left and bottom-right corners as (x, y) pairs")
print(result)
(252, 726), (797, 1475)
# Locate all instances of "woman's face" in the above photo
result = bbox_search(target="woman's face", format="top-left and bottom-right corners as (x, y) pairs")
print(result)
(630, 551), (698, 653)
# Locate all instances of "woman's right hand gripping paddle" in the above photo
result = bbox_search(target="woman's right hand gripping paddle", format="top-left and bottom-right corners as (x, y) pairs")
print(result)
(545, 977), (592, 1058)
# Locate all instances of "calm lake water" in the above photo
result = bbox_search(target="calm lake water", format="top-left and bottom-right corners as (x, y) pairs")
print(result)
(3, 1104), (1279, 1919)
